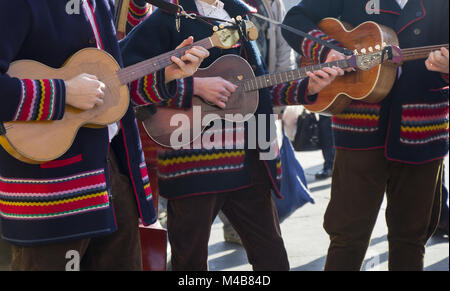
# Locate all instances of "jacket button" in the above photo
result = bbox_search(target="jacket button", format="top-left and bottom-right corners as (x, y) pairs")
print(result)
(416, 11), (423, 17)
(88, 38), (96, 45)
(413, 28), (421, 35)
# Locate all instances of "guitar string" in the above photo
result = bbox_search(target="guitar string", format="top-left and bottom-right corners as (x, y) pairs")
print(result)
(5, 45), (446, 129)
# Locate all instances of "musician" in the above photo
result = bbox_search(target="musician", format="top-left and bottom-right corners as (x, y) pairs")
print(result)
(282, 0), (449, 271)
(0, 0), (208, 270)
(217, 0), (298, 246)
(120, 0), (344, 271)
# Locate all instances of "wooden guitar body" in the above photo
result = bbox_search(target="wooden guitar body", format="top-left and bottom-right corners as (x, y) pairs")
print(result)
(142, 55), (258, 148)
(1, 48), (129, 163)
(304, 18), (400, 115)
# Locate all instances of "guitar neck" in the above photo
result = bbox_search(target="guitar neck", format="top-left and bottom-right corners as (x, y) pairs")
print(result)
(117, 37), (214, 85)
(401, 44), (449, 62)
(243, 59), (350, 92)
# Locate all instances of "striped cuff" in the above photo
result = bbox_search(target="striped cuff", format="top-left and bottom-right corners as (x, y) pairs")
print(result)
(14, 79), (66, 121)
(271, 78), (314, 106)
(130, 70), (193, 108)
(165, 76), (193, 109)
(301, 29), (340, 64)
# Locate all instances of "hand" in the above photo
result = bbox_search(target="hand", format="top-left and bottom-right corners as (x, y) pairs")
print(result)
(326, 49), (355, 72)
(306, 66), (345, 96)
(165, 36), (210, 83)
(425, 47), (449, 74)
(193, 77), (238, 109)
(65, 73), (105, 110)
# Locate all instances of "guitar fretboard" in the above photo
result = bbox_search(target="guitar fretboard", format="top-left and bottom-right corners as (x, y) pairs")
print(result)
(117, 38), (214, 85)
(243, 59), (350, 92)
(401, 44), (449, 62)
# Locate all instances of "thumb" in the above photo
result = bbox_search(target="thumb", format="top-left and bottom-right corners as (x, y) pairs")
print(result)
(176, 36), (194, 49)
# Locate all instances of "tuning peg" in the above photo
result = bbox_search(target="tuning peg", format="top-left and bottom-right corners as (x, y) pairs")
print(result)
(354, 49), (359, 55)
(361, 48), (367, 54)
(382, 42), (387, 48)
(236, 15), (242, 21)
(375, 44), (381, 50)
(219, 24), (225, 29)
(368, 47), (374, 52)
(213, 26), (219, 32)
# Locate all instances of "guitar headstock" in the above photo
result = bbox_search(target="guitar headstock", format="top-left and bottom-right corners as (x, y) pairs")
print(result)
(209, 18), (258, 49)
(347, 44), (403, 71)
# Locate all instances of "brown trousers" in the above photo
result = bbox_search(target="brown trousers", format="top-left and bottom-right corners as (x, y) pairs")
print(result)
(167, 153), (290, 271)
(324, 149), (443, 271)
(10, 150), (142, 271)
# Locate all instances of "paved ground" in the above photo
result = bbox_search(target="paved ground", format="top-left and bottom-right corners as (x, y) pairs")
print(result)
(206, 150), (449, 271)
(0, 148), (447, 272)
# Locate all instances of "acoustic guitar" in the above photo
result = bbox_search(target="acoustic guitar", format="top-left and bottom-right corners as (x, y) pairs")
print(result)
(303, 18), (449, 115)
(142, 46), (397, 148)
(0, 20), (257, 164)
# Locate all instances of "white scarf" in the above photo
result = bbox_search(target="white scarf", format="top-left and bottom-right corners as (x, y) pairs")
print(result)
(396, 0), (408, 9)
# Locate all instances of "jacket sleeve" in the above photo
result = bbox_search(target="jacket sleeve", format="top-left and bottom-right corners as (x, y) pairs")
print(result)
(282, 0), (345, 63)
(119, 10), (193, 109)
(270, 78), (317, 106)
(0, 1), (66, 122)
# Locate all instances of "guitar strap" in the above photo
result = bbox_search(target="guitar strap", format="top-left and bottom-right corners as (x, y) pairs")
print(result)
(143, 0), (354, 56)
(250, 12), (353, 56)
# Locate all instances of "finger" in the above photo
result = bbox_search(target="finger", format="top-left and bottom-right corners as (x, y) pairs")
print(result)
(314, 70), (330, 79)
(181, 53), (200, 65)
(307, 71), (321, 83)
(432, 53), (448, 67)
(98, 81), (106, 91)
(96, 88), (105, 98)
(425, 59), (435, 71)
(171, 56), (186, 70)
(176, 36), (194, 49)
(216, 101), (226, 109)
(220, 96), (229, 103)
(441, 47), (449, 59)
(95, 98), (104, 106)
(188, 47), (210, 59)
(322, 67), (339, 77)
(222, 80), (238, 93)
(83, 73), (99, 80)
(333, 66), (346, 76)
(220, 89), (231, 97)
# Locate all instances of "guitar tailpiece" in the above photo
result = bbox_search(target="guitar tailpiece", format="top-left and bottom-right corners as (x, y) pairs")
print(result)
(381, 46), (393, 62)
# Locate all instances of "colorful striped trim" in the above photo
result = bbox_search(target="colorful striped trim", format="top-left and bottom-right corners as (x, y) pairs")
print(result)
(139, 162), (152, 200)
(127, 0), (152, 28)
(276, 159), (282, 182)
(158, 150), (246, 180)
(332, 102), (381, 133)
(271, 79), (305, 106)
(130, 72), (164, 105)
(0, 169), (110, 220)
(301, 29), (337, 63)
(400, 102), (449, 145)
(166, 78), (190, 109)
(14, 79), (61, 121)
(442, 73), (449, 84)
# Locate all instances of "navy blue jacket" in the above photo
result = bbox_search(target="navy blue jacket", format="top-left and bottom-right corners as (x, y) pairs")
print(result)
(283, 0), (449, 164)
(0, 0), (158, 246)
(120, 0), (316, 199)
